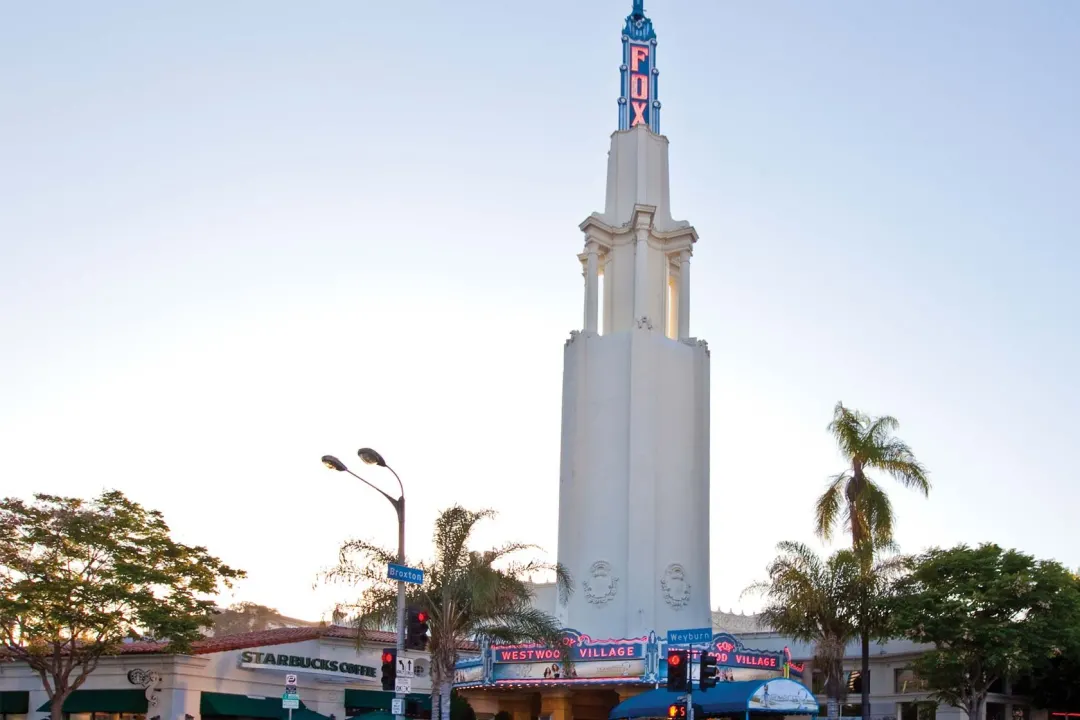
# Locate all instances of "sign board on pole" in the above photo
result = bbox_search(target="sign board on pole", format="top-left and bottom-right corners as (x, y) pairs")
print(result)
(387, 563), (425, 585)
(282, 697), (300, 710)
(397, 657), (415, 678)
(391, 699), (405, 716)
(667, 628), (714, 645)
(284, 686), (298, 696)
(285, 674), (298, 686)
(394, 678), (412, 694)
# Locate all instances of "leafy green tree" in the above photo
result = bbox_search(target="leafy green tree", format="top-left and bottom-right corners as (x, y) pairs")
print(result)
(449, 690), (476, 720)
(815, 402), (930, 718)
(325, 505), (571, 720)
(212, 602), (293, 637)
(1027, 649), (1080, 713)
(745, 542), (902, 716)
(889, 544), (1080, 720)
(0, 491), (245, 720)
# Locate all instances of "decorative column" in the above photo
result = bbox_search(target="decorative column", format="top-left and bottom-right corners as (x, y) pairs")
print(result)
(633, 229), (649, 324)
(678, 249), (691, 339)
(585, 240), (600, 333)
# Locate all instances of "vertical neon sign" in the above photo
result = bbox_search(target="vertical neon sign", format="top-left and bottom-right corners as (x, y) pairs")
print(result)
(618, 2), (660, 133)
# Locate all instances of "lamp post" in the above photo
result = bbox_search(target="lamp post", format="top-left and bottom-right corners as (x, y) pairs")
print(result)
(321, 450), (405, 720)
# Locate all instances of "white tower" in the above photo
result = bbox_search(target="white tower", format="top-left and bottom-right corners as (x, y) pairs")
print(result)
(555, 1), (711, 640)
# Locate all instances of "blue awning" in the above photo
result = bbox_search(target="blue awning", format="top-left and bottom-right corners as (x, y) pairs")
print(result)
(610, 679), (819, 719)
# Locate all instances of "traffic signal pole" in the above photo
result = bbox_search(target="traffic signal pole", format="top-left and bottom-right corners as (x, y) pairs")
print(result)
(394, 498), (405, 720)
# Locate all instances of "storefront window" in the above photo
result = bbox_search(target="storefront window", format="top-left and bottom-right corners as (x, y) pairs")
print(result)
(895, 668), (929, 694)
(848, 670), (868, 695)
(1013, 707), (1030, 720)
(987, 703), (1007, 720)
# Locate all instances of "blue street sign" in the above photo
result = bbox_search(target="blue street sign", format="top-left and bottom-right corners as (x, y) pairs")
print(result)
(667, 627), (714, 645)
(387, 562), (424, 585)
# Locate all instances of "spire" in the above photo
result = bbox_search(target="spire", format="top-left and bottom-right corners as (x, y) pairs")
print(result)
(618, 1), (660, 133)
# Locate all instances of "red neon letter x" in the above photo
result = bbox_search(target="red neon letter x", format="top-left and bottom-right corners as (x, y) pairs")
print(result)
(631, 101), (647, 126)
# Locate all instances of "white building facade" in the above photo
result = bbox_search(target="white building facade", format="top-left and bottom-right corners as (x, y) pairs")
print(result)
(0, 627), (438, 720)
(711, 614), (1047, 720)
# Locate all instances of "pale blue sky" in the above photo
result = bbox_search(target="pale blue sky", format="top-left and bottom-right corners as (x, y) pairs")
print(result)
(1, 1), (1077, 622)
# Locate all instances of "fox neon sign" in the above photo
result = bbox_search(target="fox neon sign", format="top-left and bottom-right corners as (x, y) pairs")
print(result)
(627, 43), (652, 127)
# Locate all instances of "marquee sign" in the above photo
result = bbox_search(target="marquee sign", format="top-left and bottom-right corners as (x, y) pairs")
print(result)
(492, 630), (644, 663)
(454, 629), (799, 689)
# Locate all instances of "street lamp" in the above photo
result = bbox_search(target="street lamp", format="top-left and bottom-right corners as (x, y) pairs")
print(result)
(320, 452), (406, 720)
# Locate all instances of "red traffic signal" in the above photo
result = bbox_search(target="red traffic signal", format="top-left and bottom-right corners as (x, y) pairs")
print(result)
(666, 649), (689, 692)
(417, 611), (428, 623)
(380, 647), (397, 691)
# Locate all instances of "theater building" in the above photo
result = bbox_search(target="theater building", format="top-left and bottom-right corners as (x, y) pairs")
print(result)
(0, 627), (443, 720)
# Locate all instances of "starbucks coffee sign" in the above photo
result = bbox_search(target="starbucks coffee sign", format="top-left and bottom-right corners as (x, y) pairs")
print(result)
(239, 650), (376, 679)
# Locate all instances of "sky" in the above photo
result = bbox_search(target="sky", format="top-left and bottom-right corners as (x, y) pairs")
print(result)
(1, 0), (1078, 624)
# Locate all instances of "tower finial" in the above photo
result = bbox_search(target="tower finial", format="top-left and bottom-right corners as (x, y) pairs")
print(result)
(631, 0), (645, 18)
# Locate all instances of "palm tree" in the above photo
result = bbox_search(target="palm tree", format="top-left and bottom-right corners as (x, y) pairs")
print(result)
(324, 505), (572, 720)
(815, 402), (930, 720)
(744, 542), (863, 713)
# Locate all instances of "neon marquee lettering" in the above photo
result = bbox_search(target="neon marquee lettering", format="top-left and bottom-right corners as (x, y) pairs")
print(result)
(628, 43), (650, 127)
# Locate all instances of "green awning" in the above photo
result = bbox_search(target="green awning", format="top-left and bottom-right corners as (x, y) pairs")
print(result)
(200, 692), (331, 720)
(0, 692), (29, 714)
(201, 692), (316, 720)
(36, 690), (148, 713)
(344, 690), (431, 715)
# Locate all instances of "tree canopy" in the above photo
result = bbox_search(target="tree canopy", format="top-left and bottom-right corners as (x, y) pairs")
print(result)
(889, 543), (1080, 720)
(745, 541), (901, 706)
(0, 491), (245, 720)
(324, 505), (571, 720)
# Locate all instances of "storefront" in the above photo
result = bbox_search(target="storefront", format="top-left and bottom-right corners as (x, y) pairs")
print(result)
(1, 627), (434, 720)
(453, 631), (803, 720)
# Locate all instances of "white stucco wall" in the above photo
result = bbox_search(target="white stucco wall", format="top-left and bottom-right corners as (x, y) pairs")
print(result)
(556, 326), (710, 639)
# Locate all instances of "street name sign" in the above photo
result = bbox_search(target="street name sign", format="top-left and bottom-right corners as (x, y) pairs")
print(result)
(667, 627), (713, 645)
(387, 563), (424, 585)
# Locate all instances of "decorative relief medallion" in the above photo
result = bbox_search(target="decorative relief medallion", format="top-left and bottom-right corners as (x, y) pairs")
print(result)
(583, 560), (619, 606)
(635, 316), (654, 330)
(661, 564), (691, 609)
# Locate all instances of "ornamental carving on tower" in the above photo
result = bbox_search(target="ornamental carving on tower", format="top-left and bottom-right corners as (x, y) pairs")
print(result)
(584, 560), (619, 605)
(661, 563), (691, 609)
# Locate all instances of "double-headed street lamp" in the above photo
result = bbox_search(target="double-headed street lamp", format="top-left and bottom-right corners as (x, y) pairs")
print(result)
(321, 448), (406, 720)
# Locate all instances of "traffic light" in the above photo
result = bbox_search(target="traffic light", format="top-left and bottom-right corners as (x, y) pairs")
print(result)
(666, 649), (689, 692)
(700, 652), (719, 689)
(406, 607), (430, 650)
(380, 648), (397, 691)
(667, 705), (687, 719)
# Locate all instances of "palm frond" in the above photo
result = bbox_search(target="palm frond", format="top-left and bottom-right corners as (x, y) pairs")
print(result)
(828, 402), (867, 458)
(869, 438), (930, 495)
(815, 473), (849, 541)
(860, 480), (895, 553)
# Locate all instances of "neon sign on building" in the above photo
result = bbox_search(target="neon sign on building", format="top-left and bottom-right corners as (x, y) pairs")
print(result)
(618, 0), (661, 133)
